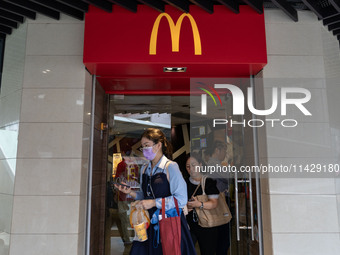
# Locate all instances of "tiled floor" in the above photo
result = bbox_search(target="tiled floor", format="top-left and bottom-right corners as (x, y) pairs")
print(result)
(110, 237), (130, 255)
(109, 237), (200, 255)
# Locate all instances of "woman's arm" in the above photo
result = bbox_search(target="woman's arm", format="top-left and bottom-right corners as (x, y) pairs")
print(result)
(115, 184), (139, 199)
(187, 196), (218, 210)
(187, 177), (220, 210)
(115, 164), (147, 200)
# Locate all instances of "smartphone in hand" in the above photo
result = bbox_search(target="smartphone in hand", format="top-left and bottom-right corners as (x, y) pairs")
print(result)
(112, 181), (131, 189)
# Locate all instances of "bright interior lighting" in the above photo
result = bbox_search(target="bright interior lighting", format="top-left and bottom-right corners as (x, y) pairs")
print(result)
(163, 67), (187, 72)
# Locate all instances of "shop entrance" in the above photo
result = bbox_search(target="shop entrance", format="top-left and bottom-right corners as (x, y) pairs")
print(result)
(83, 7), (267, 254)
(102, 77), (262, 255)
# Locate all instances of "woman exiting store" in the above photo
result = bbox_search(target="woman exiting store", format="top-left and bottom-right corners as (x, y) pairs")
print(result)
(116, 128), (196, 255)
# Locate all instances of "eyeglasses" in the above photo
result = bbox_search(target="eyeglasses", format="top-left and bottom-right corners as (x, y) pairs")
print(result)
(139, 144), (155, 152)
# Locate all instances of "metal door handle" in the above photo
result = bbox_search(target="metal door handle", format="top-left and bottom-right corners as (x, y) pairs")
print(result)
(235, 170), (240, 241)
(235, 171), (255, 241)
(249, 172), (255, 241)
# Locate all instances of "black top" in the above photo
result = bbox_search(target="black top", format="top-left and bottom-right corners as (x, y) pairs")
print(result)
(187, 177), (219, 198)
(186, 177), (220, 226)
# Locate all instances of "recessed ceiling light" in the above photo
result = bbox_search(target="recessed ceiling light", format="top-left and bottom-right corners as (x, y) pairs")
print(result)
(163, 67), (187, 72)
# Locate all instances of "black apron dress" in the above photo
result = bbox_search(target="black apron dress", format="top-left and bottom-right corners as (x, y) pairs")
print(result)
(130, 168), (196, 255)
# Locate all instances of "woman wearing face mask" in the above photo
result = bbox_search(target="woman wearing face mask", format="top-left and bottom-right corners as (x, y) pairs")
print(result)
(116, 128), (196, 255)
(186, 152), (220, 255)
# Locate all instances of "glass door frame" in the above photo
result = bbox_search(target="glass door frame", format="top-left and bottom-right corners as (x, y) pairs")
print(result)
(85, 75), (265, 255)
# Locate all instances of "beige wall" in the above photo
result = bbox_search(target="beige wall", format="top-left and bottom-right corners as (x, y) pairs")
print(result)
(0, 14), (91, 255)
(261, 9), (340, 255)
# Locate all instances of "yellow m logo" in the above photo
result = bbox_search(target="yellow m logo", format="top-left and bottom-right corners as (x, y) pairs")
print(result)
(149, 13), (202, 55)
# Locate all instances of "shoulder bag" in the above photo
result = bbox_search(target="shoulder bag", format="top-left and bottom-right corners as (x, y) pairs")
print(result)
(159, 197), (181, 255)
(193, 176), (232, 228)
(146, 161), (182, 255)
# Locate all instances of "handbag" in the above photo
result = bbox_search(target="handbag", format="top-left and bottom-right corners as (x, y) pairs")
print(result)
(159, 197), (181, 255)
(193, 176), (232, 228)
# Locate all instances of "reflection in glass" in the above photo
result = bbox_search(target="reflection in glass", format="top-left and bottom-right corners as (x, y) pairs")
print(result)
(104, 90), (261, 255)
(190, 78), (260, 255)
(105, 96), (172, 255)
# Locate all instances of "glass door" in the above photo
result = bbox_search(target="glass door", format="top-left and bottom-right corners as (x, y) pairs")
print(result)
(104, 90), (262, 255)
(189, 77), (261, 255)
(105, 95), (173, 255)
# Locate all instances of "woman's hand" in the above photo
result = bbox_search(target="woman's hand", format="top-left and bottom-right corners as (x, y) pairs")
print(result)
(139, 199), (156, 210)
(187, 196), (201, 209)
(114, 182), (131, 194)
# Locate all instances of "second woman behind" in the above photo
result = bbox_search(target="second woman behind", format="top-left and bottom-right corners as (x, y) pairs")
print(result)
(186, 152), (221, 255)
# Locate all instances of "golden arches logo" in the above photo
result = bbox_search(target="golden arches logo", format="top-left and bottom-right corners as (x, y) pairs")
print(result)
(149, 13), (202, 55)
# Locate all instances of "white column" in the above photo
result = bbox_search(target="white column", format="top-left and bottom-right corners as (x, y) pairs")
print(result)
(7, 14), (91, 255)
(261, 9), (340, 255)
(0, 21), (28, 255)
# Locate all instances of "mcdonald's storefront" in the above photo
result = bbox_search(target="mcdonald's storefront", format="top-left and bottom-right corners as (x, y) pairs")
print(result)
(1, 3), (340, 255)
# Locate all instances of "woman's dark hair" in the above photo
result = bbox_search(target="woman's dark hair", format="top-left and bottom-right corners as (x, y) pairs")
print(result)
(141, 128), (173, 158)
(186, 151), (205, 166)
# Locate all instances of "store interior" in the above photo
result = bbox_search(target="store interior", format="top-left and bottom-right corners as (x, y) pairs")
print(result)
(103, 92), (260, 255)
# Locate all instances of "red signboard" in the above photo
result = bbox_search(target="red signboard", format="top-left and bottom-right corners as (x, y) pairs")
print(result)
(83, 5), (267, 93)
